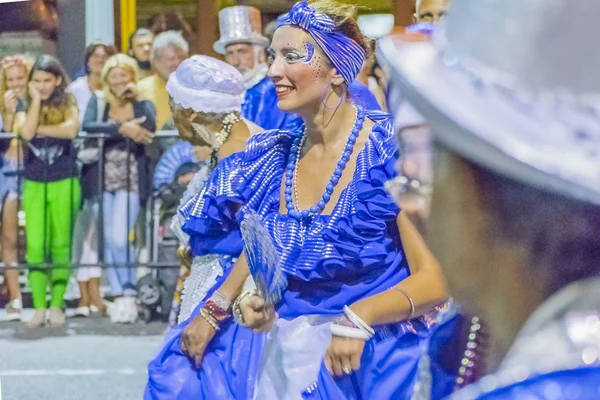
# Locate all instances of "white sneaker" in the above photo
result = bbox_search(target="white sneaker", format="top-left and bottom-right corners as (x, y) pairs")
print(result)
(6, 299), (22, 322)
(109, 297), (138, 324)
(75, 306), (90, 317)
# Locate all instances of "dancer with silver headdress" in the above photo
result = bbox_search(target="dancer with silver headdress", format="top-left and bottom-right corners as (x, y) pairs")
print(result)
(146, 1), (448, 399)
(379, 0), (600, 398)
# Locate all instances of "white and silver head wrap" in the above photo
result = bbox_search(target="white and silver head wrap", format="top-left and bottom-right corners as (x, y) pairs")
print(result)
(166, 55), (245, 114)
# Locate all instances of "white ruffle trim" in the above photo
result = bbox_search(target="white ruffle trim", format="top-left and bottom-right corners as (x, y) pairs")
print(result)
(166, 74), (245, 114)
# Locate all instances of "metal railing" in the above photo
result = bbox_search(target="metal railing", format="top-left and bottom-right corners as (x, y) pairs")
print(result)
(0, 130), (184, 273)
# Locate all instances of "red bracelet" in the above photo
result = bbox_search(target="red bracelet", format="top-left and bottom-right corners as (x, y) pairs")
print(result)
(203, 299), (232, 323)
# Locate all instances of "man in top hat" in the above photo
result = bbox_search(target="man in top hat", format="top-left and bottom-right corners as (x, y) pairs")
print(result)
(214, 6), (298, 131)
(379, 0), (600, 396)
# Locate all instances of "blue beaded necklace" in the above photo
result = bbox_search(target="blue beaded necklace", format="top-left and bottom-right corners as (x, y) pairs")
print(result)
(285, 106), (365, 220)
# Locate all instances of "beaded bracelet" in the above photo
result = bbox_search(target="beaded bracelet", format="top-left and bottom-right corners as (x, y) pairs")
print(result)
(200, 308), (220, 331)
(198, 291), (232, 331)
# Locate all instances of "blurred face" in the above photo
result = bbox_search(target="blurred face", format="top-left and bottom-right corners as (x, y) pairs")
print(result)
(154, 46), (187, 81)
(5, 65), (28, 97)
(150, 14), (168, 34)
(31, 70), (62, 101)
(425, 147), (489, 315)
(268, 26), (335, 113)
(106, 66), (133, 97)
(131, 34), (154, 62)
(224, 43), (256, 74)
(88, 46), (110, 75)
(415, 0), (449, 23)
(388, 122), (489, 313)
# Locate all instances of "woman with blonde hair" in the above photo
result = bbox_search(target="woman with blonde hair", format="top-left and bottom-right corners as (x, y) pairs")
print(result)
(0, 54), (32, 321)
(82, 53), (156, 323)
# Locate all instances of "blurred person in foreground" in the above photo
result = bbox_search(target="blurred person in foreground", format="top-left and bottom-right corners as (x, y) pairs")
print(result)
(139, 30), (188, 131)
(0, 54), (32, 322)
(128, 28), (155, 81)
(82, 54), (156, 324)
(379, 0), (600, 397)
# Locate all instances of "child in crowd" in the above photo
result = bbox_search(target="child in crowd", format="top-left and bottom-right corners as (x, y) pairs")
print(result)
(16, 55), (80, 328)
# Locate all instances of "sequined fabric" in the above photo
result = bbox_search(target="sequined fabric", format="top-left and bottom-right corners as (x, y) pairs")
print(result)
(181, 110), (408, 320)
(177, 254), (222, 324)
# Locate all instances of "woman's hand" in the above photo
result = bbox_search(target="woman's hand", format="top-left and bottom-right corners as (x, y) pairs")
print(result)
(324, 336), (366, 377)
(115, 82), (138, 100)
(240, 295), (277, 333)
(28, 83), (41, 103)
(119, 116), (154, 144)
(180, 314), (217, 368)
(3, 90), (17, 114)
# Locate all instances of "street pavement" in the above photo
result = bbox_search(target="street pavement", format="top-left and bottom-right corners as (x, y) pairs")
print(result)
(0, 309), (166, 400)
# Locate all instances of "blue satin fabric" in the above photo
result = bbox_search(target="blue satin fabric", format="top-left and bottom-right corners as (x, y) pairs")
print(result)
(178, 110), (429, 398)
(349, 81), (382, 112)
(145, 258), (266, 400)
(242, 76), (300, 131)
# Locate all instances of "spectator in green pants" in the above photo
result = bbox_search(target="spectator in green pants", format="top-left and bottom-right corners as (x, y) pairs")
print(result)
(15, 55), (80, 328)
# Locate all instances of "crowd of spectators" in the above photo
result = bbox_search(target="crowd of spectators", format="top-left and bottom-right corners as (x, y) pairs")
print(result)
(0, 25), (195, 326)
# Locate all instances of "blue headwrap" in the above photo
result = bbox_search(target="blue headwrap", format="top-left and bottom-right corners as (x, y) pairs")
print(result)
(277, 1), (367, 85)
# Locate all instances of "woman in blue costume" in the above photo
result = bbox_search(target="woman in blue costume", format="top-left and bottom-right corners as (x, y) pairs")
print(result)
(146, 1), (448, 399)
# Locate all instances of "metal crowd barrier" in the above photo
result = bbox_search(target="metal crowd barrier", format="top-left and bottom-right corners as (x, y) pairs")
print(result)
(0, 130), (183, 273)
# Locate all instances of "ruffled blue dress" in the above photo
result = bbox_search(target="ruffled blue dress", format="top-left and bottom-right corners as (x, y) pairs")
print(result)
(145, 110), (430, 399)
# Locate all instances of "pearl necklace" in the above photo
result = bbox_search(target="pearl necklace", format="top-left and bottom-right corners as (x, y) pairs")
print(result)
(210, 112), (240, 168)
(285, 106), (364, 220)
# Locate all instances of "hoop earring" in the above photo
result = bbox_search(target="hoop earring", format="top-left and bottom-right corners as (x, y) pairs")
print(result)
(321, 81), (344, 110)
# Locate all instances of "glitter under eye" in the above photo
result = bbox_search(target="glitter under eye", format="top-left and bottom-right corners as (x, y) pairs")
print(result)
(303, 42), (315, 64)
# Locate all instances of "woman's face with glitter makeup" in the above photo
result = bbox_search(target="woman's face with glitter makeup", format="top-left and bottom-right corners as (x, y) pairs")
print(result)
(268, 26), (338, 113)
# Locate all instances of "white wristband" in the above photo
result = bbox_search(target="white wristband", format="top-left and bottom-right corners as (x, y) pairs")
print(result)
(330, 323), (371, 340)
(344, 306), (375, 336)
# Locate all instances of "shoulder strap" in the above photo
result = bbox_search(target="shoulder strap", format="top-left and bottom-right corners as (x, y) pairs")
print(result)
(94, 91), (106, 123)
